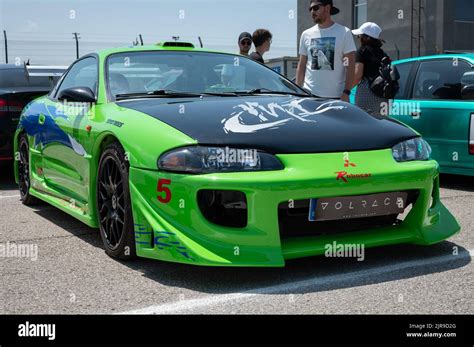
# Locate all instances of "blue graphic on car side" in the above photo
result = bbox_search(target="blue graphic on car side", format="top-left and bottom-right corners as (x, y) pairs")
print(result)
(20, 102), (87, 157)
(153, 231), (194, 260)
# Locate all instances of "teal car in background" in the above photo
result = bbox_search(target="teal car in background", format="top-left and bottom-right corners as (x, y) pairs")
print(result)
(352, 54), (474, 177)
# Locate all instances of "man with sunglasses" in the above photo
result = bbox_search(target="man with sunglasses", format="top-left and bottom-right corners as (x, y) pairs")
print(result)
(221, 32), (253, 88)
(296, 0), (356, 102)
(238, 32), (253, 56)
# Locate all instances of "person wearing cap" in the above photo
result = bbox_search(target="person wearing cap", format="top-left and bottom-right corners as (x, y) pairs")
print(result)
(352, 22), (390, 116)
(296, 0), (356, 101)
(250, 29), (273, 64)
(238, 32), (253, 56)
(221, 32), (253, 88)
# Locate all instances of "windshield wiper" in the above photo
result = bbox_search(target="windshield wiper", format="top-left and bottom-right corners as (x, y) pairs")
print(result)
(235, 88), (310, 97)
(116, 89), (203, 100)
(200, 92), (239, 97)
(115, 88), (310, 100)
(147, 89), (203, 96)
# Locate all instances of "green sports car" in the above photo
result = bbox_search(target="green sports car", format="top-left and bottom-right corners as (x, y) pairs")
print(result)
(14, 42), (460, 267)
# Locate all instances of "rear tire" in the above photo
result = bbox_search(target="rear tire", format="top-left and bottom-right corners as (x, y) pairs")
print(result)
(96, 142), (136, 260)
(18, 134), (40, 206)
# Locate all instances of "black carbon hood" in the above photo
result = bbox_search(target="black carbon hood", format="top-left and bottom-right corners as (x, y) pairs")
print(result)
(117, 96), (418, 154)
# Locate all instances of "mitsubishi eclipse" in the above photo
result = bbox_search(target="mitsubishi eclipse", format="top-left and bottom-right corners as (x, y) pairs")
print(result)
(14, 42), (460, 267)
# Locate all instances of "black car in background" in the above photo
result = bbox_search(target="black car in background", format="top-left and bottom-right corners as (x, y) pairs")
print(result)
(0, 64), (66, 163)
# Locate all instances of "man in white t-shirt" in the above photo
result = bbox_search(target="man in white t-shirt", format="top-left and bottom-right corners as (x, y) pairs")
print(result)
(296, 0), (356, 101)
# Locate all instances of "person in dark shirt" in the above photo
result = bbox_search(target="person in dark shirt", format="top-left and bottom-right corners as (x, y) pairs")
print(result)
(352, 22), (390, 116)
(250, 29), (272, 64)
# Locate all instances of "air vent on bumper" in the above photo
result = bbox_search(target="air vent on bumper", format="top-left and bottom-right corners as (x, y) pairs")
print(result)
(198, 190), (247, 228)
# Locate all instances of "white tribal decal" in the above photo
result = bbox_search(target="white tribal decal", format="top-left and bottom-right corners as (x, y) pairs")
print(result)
(222, 98), (346, 134)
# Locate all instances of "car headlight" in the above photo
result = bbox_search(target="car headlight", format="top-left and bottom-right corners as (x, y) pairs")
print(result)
(158, 146), (284, 174)
(392, 137), (432, 162)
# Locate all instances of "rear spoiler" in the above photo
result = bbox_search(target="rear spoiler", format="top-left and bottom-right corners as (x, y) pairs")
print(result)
(24, 64), (68, 78)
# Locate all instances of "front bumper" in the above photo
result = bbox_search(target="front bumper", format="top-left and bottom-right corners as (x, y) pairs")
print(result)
(129, 149), (460, 267)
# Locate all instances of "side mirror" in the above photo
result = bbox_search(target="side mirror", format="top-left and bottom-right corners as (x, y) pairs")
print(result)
(461, 85), (474, 100)
(57, 87), (96, 103)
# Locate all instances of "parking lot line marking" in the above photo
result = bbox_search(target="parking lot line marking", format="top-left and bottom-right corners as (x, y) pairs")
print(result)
(122, 249), (473, 315)
(0, 195), (20, 199)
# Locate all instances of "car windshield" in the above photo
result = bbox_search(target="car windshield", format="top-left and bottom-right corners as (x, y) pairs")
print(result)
(107, 51), (306, 99)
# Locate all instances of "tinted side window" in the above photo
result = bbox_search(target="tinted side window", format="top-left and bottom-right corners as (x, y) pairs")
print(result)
(413, 60), (472, 100)
(56, 57), (98, 96)
(394, 62), (414, 99)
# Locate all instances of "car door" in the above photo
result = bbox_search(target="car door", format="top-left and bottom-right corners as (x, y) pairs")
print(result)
(392, 58), (474, 171)
(388, 60), (417, 122)
(41, 56), (98, 204)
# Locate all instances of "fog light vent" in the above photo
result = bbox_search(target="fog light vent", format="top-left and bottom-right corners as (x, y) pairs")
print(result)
(197, 190), (247, 228)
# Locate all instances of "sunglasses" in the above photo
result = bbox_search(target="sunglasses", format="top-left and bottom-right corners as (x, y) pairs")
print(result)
(240, 40), (252, 46)
(309, 4), (324, 12)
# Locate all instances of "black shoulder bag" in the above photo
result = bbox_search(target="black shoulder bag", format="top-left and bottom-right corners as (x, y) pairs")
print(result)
(369, 54), (401, 99)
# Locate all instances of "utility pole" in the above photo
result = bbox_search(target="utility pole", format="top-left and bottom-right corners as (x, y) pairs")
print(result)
(418, 0), (424, 57)
(411, 0), (424, 57)
(3, 30), (8, 64)
(73, 32), (80, 59)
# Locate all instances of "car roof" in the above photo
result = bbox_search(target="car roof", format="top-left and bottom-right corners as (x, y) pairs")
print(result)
(394, 53), (474, 65)
(96, 42), (237, 60)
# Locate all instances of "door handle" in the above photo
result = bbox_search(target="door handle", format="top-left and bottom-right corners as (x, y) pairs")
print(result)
(38, 113), (46, 125)
(410, 111), (421, 119)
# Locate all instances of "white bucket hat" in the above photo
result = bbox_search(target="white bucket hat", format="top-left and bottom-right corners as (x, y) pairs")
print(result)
(352, 22), (382, 39)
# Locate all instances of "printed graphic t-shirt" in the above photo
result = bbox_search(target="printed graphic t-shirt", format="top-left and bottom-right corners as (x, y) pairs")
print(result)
(299, 23), (356, 98)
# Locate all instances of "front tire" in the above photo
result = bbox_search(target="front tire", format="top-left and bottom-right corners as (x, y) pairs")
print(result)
(18, 134), (40, 206)
(96, 142), (136, 260)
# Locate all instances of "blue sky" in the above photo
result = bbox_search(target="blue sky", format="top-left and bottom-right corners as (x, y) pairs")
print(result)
(0, 0), (297, 66)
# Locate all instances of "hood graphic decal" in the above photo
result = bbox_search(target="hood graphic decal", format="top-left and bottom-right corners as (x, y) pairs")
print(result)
(117, 96), (418, 154)
(222, 99), (346, 134)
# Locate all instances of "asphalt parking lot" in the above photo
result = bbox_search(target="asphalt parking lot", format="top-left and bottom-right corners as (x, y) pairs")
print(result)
(1, 162), (473, 315)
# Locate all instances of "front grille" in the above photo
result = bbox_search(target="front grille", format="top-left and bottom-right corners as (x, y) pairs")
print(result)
(278, 190), (420, 239)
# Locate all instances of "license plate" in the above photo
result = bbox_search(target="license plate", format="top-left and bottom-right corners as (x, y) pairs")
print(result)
(308, 192), (408, 222)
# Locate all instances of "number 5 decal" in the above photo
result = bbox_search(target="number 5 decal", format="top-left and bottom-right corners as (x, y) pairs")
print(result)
(157, 179), (172, 203)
